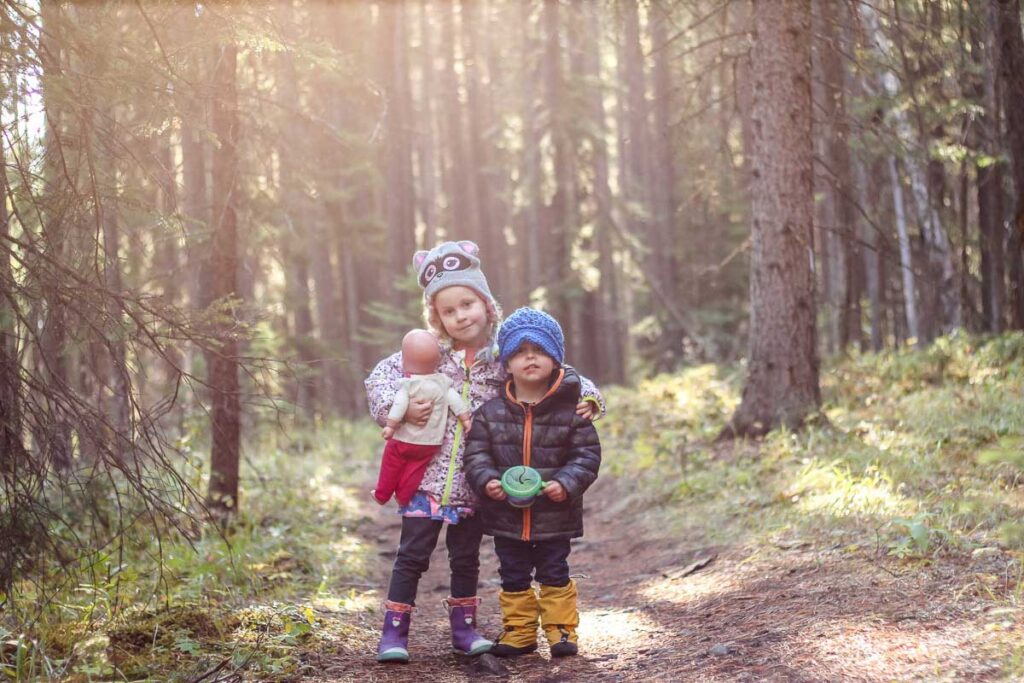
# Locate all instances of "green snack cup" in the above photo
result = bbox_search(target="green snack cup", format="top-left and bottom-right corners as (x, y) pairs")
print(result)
(501, 465), (547, 508)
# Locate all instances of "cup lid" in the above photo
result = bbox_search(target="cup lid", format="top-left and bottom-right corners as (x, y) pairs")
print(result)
(500, 465), (544, 497)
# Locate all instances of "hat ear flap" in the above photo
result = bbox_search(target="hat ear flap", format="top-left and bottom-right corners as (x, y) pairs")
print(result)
(413, 250), (430, 270)
(456, 240), (480, 256)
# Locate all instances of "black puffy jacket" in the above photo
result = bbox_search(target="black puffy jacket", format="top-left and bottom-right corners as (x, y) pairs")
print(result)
(463, 366), (601, 542)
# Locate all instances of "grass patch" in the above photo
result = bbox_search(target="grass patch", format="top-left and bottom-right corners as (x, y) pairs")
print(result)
(2, 420), (383, 681)
(601, 332), (1024, 558)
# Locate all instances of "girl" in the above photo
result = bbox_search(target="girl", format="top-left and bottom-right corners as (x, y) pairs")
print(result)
(365, 240), (603, 663)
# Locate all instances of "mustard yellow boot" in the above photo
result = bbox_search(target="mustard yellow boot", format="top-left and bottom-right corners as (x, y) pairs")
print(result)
(490, 588), (540, 657)
(539, 581), (579, 657)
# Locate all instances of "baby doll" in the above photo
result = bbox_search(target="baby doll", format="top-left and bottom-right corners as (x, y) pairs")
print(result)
(373, 329), (473, 506)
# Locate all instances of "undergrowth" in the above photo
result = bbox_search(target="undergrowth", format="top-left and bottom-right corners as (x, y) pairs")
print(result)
(601, 332), (1024, 560)
(1, 420), (382, 682)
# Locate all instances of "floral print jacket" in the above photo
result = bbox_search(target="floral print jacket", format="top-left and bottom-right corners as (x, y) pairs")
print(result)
(365, 341), (605, 510)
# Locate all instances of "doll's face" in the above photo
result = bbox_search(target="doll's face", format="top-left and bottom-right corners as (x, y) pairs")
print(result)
(402, 331), (441, 375)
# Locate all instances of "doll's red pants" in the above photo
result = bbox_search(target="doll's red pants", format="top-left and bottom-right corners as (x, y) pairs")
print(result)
(374, 440), (440, 506)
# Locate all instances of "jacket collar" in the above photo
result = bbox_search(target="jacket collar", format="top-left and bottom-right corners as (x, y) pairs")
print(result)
(503, 366), (581, 412)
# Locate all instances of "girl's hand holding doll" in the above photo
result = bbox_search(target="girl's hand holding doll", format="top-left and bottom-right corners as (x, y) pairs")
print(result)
(405, 397), (433, 427)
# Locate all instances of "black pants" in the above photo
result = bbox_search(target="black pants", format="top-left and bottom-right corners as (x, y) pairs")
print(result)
(387, 514), (484, 605)
(493, 536), (571, 592)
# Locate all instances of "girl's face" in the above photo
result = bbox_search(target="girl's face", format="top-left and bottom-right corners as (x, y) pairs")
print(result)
(433, 286), (490, 349)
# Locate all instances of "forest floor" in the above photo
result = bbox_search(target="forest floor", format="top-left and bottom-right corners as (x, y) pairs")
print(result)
(306, 465), (1023, 683)
(8, 334), (1024, 682)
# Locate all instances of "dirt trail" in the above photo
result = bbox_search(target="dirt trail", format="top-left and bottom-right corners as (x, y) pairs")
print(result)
(312, 476), (1020, 682)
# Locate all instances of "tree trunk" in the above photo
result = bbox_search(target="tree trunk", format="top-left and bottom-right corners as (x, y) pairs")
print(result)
(649, 0), (683, 368)
(380, 0), (417, 311)
(0, 85), (25, 473)
(439, 1), (475, 243)
(462, 0), (502, 295)
(888, 157), (922, 345)
(971, 9), (1006, 332)
(857, 158), (885, 351)
(572, 0), (623, 382)
(993, 0), (1024, 329)
(519, 0), (543, 299)
(38, 0), (72, 469)
(278, 49), (317, 419)
(415, 0), (439, 247)
(723, 0), (820, 439)
(206, 43), (241, 523)
(816, 0), (860, 352)
(542, 0), (579, 357)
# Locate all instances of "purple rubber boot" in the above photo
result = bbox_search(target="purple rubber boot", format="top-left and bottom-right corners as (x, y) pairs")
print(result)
(377, 601), (412, 663)
(444, 596), (492, 656)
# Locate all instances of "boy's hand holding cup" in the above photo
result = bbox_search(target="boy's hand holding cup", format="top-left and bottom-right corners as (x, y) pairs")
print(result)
(485, 479), (507, 501)
(543, 480), (567, 502)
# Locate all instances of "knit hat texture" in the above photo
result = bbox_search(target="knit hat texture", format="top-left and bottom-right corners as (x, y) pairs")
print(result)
(413, 240), (494, 307)
(498, 308), (565, 365)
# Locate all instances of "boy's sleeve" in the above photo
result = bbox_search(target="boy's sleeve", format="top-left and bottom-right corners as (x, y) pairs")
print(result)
(463, 412), (500, 497)
(446, 387), (469, 416)
(387, 384), (411, 423)
(578, 374), (607, 420)
(364, 351), (404, 426)
(550, 414), (601, 502)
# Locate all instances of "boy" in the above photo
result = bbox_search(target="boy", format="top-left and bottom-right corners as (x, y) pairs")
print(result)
(463, 307), (601, 658)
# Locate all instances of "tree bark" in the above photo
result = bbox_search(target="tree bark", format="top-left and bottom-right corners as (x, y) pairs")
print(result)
(415, 0), (439, 247)
(576, 0), (624, 383)
(462, 0), (502, 295)
(971, 8), (1006, 332)
(439, 1), (475, 243)
(993, 0), (1024, 329)
(380, 0), (417, 312)
(206, 43), (241, 523)
(723, 0), (820, 439)
(649, 0), (683, 368)
(519, 0), (543, 298)
(38, 0), (72, 469)
(278, 49), (317, 418)
(0, 78), (25, 472)
(816, 0), (860, 352)
(542, 0), (579, 358)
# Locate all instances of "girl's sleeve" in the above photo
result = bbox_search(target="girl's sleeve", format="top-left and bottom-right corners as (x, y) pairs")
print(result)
(578, 374), (607, 419)
(463, 413), (499, 497)
(364, 351), (404, 426)
(551, 415), (601, 502)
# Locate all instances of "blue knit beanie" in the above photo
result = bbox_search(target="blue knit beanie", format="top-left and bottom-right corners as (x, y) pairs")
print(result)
(498, 308), (564, 365)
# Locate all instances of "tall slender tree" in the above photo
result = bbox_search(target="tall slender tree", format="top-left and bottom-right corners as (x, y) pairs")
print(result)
(993, 0), (1024, 329)
(723, 0), (820, 438)
(206, 42), (241, 523)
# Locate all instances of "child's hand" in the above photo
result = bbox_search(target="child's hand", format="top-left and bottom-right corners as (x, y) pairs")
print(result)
(575, 400), (597, 421)
(485, 479), (507, 501)
(459, 412), (473, 433)
(543, 481), (567, 502)
(381, 425), (395, 440)
(405, 398), (433, 427)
